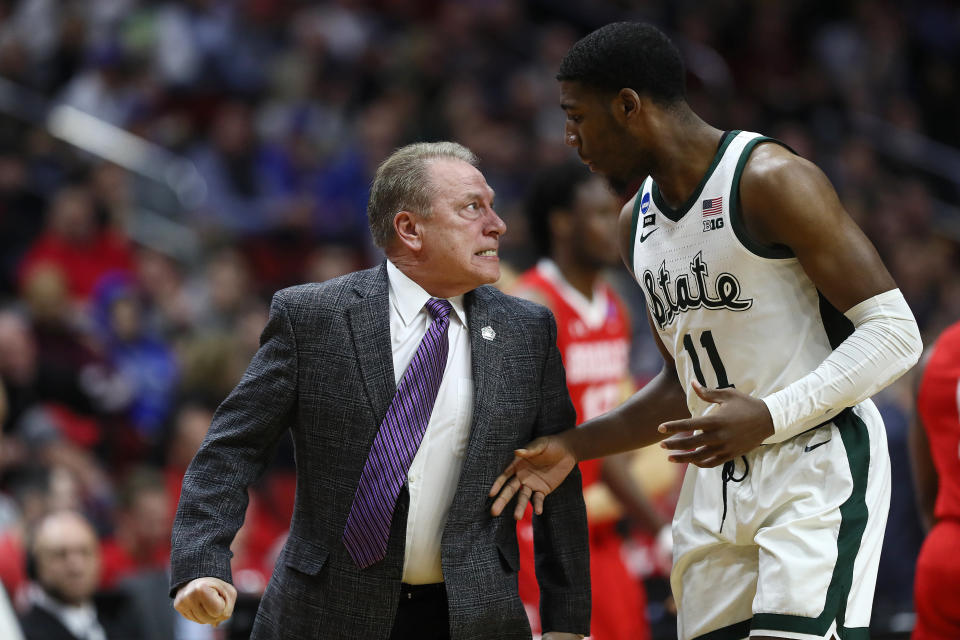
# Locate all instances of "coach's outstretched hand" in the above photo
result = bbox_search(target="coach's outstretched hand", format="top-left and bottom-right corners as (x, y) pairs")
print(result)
(658, 380), (775, 467)
(489, 436), (577, 519)
(174, 577), (237, 627)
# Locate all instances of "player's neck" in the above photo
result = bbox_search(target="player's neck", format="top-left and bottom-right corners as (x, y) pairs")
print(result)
(552, 253), (597, 300)
(649, 114), (724, 210)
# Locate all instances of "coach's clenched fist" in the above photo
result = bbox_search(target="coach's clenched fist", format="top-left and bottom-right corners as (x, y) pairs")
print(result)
(174, 577), (237, 626)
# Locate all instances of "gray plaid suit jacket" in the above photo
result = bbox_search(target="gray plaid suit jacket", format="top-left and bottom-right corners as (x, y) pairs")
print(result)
(170, 262), (590, 639)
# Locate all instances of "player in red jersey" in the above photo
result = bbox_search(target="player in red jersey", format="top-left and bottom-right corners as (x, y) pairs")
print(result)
(509, 162), (667, 640)
(910, 320), (960, 639)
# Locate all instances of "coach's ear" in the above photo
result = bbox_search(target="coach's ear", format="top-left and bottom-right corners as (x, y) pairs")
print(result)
(393, 211), (423, 252)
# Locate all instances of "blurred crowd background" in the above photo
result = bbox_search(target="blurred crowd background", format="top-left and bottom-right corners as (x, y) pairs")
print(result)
(0, 0), (957, 638)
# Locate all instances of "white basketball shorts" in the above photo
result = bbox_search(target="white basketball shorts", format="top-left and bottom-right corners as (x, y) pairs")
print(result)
(670, 400), (891, 640)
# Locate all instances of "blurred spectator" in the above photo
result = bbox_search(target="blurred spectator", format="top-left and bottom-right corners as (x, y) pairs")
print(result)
(0, 309), (113, 443)
(56, 41), (143, 128)
(301, 243), (363, 284)
(153, 0), (266, 93)
(133, 247), (201, 341)
(0, 151), (46, 297)
(189, 247), (254, 332)
(188, 100), (291, 236)
(88, 163), (135, 234)
(18, 509), (143, 640)
(90, 273), (178, 446)
(99, 466), (171, 589)
(18, 185), (135, 308)
(162, 400), (214, 519)
(176, 333), (247, 407)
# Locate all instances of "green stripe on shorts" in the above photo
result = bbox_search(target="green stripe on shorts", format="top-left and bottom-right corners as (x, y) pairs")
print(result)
(752, 410), (870, 637)
(692, 618), (751, 640)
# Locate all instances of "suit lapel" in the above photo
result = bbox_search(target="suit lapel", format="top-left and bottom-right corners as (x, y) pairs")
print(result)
(347, 263), (395, 425)
(463, 286), (504, 459)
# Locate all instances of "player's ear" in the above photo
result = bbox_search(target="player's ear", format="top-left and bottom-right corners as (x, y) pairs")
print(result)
(616, 89), (641, 121)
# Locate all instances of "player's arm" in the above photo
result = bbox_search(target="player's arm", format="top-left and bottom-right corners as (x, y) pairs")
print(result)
(660, 144), (922, 465)
(559, 309), (687, 461)
(490, 198), (689, 516)
(599, 452), (668, 532)
(526, 198), (688, 460)
(561, 195), (691, 459)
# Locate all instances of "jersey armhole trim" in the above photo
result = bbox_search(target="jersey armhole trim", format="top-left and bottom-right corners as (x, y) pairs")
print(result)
(730, 137), (796, 260)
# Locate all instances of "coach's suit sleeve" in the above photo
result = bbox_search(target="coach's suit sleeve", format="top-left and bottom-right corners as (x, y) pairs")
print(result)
(531, 313), (591, 636)
(169, 292), (299, 596)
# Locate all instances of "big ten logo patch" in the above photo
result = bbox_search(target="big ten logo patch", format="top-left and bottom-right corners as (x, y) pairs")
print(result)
(703, 217), (724, 232)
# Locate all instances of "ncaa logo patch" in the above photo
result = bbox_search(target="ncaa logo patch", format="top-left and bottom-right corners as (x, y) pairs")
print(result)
(640, 192), (656, 230)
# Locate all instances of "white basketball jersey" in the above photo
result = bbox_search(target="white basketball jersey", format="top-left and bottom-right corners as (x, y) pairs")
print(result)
(630, 130), (854, 420)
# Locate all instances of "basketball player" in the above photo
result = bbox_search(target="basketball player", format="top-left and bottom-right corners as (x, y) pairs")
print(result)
(489, 22), (922, 640)
(510, 162), (667, 640)
(910, 320), (960, 639)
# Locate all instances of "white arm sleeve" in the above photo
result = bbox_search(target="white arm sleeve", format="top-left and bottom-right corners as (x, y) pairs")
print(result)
(760, 288), (922, 444)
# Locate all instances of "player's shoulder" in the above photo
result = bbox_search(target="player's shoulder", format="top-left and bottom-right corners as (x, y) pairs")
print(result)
(741, 139), (824, 194)
(739, 137), (840, 237)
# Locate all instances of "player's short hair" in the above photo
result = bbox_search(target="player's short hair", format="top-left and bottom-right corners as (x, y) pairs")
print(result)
(367, 141), (478, 248)
(557, 22), (686, 105)
(525, 161), (595, 258)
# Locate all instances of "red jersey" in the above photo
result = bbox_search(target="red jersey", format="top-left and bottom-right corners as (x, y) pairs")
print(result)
(514, 260), (631, 488)
(19, 230), (135, 303)
(917, 321), (960, 521)
(513, 260), (647, 640)
(913, 322), (960, 639)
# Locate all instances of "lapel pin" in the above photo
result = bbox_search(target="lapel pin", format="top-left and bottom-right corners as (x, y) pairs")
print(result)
(481, 326), (496, 341)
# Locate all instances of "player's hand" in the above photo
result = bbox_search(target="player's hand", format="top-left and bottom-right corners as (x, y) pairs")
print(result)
(173, 577), (237, 627)
(658, 380), (775, 467)
(489, 436), (576, 519)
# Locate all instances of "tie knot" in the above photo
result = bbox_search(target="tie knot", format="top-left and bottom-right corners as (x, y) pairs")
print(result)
(426, 297), (452, 322)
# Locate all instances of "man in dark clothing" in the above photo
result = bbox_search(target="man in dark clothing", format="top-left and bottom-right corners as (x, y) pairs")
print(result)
(18, 509), (142, 640)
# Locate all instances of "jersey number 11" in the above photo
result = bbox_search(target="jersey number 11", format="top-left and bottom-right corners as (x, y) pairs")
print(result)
(682, 330), (734, 389)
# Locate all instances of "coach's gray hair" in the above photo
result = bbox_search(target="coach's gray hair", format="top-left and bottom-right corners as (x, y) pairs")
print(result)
(367, 141), (478, 248)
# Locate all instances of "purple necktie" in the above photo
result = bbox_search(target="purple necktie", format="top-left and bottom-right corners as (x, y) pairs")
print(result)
(343, 297), (453, 568)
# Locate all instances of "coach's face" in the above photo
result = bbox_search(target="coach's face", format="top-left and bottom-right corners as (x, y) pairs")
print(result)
(406, 159), (506, 297)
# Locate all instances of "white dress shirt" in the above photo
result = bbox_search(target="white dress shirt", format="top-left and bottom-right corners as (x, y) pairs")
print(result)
(386, 260), (474, 584)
